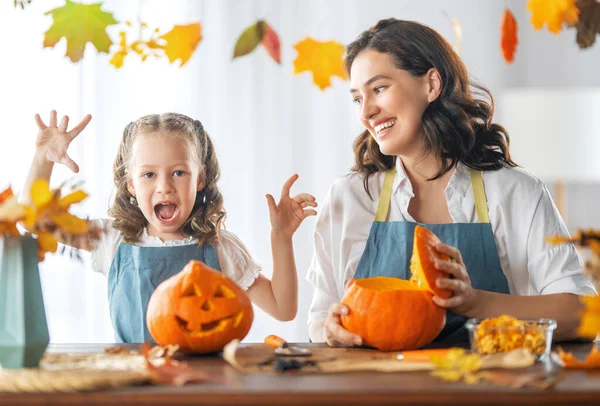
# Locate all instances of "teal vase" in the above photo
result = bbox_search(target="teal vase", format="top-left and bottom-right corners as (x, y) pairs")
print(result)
(0, 235), (50, 368)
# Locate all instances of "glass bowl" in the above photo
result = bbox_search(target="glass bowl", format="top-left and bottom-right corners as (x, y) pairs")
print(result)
(465, 317), (557, 361)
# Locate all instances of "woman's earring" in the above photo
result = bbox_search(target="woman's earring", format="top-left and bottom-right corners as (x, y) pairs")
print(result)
(130, 196), (138, 206)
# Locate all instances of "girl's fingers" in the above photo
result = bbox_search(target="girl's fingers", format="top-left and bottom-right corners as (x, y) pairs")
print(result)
(34, 114), (47, 130)
(433, 295), (464, 308)
(68, 114), (92, 139)
(58, 115), (69, 132)
(436, 277), (465, 293)
(49, 110), (58, 127)
(265, 194), (277, 212)
(302, 209), (317, 217)
(300, 201), (318, 208)
(60, 154), (79, 173)
(435, 243), (465, 265)
(435, 258), (467, 280)
(279, 174), (299, 199)
(292, 193), (316, 203)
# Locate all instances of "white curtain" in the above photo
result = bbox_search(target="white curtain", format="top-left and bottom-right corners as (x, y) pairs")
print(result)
(1, 0), (598, 343)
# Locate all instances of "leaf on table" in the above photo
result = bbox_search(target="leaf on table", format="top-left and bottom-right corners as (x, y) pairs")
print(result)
(293, 37), (347, 90)
(501, 8), (519, 63)
(43, 0), (118, 63)
(557, 344), (600, 368)
(527, 0), (580, 34)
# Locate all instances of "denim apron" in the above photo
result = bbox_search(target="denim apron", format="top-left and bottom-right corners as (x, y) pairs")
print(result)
(354, 167), (510, 342)
(107, 242), (221, 343)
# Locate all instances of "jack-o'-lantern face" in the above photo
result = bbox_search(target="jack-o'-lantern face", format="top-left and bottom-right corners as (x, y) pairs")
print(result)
(147, 260), (253, 353)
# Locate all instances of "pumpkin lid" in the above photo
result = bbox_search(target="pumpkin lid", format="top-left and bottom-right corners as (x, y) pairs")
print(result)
(409, 225), (452, 299)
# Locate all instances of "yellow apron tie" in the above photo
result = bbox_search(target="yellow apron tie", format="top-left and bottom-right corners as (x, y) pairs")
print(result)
(375, 167), (396, 222)
(469, 169), (490, 223)
(374, 166), (490, 224)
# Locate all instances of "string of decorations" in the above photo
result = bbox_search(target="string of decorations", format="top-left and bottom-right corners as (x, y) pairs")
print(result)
(13, 0), (600, 90)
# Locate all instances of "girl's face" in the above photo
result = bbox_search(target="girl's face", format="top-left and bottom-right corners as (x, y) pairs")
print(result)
(349, 49), (434, 157)
(127, 132), (204, 241)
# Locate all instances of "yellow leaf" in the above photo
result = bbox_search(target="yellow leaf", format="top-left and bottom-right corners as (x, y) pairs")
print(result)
(578, 295), (600, 337)
(37, 232), (58, 257)
(110, 50), (127, 69)
(527, 0), (580, 34)
(48, 212), (89, 234)
(43, 0), (118, 63)
(160, 23), (202, 67)
(59, 190), (88, 208)
(30, 179), (53, 208)
(0, 195), (25, 223)
(293, 37), (347, 91)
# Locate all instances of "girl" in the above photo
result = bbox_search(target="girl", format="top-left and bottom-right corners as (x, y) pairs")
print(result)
(307, 18), (596, 347)
(23, 111), (317, 343)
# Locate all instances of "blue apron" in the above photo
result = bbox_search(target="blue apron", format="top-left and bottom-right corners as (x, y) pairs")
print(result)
(354, 166), (510, 342)
(107, 242), (221, 343)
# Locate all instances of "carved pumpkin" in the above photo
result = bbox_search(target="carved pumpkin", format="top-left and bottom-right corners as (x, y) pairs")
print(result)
(146, 260), (253, 353)
(341, 225), (450, 351)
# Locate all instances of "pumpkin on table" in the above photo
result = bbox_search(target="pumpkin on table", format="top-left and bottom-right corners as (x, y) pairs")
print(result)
(146, 260), (253, 353)
(341, 225), (450, 351)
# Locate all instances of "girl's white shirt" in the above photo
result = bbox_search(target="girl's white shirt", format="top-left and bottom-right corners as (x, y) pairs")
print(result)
(90, 220), (261, 291)
(307, 159), (597, 328)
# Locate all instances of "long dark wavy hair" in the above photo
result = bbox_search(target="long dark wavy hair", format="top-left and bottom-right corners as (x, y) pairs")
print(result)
(108, 113), (226, 245)
(346, 18), (517, 197)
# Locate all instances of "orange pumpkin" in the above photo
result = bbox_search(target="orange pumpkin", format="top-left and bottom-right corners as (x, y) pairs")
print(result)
(340, 225), (450, 351)
(146, 260), (253, 353)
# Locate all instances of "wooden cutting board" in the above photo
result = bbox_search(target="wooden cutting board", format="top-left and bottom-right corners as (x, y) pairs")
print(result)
(222, 340), (536, 375)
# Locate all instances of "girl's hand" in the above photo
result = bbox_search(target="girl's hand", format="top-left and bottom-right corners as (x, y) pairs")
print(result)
(34, 110), (92, 173)
(432, 242), (478, 316)
(325, 278), (362, 347)
(266, 174), (317, 237)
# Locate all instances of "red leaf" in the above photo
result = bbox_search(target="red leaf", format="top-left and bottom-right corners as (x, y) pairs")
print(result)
(501, 8), (519, 63)
(261, 23), (281, 64)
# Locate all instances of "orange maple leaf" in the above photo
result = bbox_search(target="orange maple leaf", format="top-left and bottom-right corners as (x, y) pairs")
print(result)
(160, 23), (202, 67)
(293, 37), (347, 91)
(528, 0), (581, 34)
(501, 8), (519, 63)
(557, 344), (600, 368)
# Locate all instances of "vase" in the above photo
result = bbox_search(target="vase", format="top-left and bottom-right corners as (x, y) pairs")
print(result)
(0, 235), (49, 368)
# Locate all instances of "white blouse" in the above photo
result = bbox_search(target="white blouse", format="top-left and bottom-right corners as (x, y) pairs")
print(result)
(306, 159), (596, 330)
(90, 219), (261, 290)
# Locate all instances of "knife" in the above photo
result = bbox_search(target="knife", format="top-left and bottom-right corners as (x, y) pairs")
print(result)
(264, 334), (312, 356)
(395, 348), (452, 362)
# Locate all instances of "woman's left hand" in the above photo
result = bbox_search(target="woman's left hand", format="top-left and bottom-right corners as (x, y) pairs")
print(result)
(266, 174), (318, 237)
(431, 242), (478, 316)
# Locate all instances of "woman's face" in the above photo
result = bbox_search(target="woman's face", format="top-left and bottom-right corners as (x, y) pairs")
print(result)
(350, 49), (432, 157)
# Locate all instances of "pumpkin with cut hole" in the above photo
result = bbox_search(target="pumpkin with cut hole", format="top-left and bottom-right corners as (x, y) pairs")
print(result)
(146, 260), (253, 353)
(340, 225), (451, 351)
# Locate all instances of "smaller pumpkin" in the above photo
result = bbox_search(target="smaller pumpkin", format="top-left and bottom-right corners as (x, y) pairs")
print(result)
(341, 225), (450, 351)
(146, 260), (253, 353)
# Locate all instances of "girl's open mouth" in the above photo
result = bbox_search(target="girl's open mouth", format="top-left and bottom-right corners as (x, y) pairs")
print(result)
(154, 202), (179, 224)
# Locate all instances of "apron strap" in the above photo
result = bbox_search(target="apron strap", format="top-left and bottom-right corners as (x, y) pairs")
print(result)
(375, 167), (396, 222)
(469, 169), (490, 223)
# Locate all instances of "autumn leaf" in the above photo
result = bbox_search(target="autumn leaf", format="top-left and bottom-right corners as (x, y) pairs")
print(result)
(501, 8), (519, 63)
(293, 37), (347, 91)
(262, 23), (281, 64)
(14, 0), (32, 10)
(233, 21), (266, 59)
(571, 0), (600, 48)
(43, 0), (118, 63)
(160, 23), (202, 67)
(557, 344), (600, 368)
(528, 0), (580, 34)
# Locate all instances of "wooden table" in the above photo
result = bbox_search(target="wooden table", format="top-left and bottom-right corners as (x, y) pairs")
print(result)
(1, 342), (599, 405)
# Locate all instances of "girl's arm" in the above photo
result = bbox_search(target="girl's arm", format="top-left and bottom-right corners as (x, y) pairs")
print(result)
(20, 110), (93, 250)
(246, 174), (317, 321)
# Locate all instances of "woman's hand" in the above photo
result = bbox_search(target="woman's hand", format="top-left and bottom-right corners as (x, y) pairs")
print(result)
(324, 278), (363, 347)
(34, 110), (92, 173)
(432, 242), (478, 316)
(266, 174), (317, 237)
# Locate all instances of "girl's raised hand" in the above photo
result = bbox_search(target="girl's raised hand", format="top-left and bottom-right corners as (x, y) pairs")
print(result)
(266, 174), (317, 237)
(34, 110), (92, 173)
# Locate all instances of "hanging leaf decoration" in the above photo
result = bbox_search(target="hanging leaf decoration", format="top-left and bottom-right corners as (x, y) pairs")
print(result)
(233, 20), (281, 63)
(293, 37), (347, 91)
(43, 0), (118, 63)
(527, 0), (580, 34)
(233, 21), (266, 58)
(261, 23), (281, 63)
(110, 21), (163, 69)
(501, 8), (519, 63)
(571, 0), (600, 48)
(160, 23), (203, 67)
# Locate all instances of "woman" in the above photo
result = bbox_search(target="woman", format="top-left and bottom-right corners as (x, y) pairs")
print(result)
(307, 18), (595, 346)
